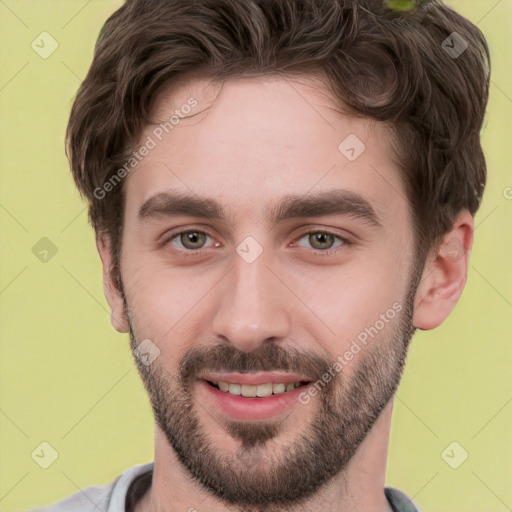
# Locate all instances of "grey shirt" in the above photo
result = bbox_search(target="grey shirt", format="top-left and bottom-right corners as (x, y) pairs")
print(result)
(25, 462), (420, 512)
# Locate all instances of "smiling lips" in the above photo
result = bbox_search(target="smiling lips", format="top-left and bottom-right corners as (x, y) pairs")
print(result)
(198, 372), (314, 420)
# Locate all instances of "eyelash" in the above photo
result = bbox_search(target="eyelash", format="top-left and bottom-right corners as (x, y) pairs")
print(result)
(162, 228), (350, 257)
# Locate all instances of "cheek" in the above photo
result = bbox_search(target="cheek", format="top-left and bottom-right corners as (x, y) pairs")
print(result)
(294, 253), (405, 322)
(123, 262), (213, 353)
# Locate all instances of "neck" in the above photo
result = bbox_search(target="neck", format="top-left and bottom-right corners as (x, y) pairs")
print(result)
(136, 400), (394, 512)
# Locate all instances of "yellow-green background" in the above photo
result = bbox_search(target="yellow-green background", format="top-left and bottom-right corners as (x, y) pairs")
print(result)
(0, 1), (511, 511)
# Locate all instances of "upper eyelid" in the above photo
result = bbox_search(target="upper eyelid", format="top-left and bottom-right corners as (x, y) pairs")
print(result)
(295, 230), (348, 244)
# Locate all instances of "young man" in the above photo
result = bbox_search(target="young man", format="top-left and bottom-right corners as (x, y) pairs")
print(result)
(30, 0), (490, 511)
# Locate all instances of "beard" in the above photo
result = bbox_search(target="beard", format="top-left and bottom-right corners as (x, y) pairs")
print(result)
(125, 277), (418, 512)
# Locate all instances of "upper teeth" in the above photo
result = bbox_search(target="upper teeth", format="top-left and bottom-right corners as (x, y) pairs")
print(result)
(214, 381), (303, 397)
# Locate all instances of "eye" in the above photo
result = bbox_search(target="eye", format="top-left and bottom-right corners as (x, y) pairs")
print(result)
(295, 231), (347, 253)
(168, 230), (213, 251)
(163, 229), (349, 255)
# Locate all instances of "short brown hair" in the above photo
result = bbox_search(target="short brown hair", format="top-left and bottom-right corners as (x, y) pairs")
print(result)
(66, 0), (490, 287)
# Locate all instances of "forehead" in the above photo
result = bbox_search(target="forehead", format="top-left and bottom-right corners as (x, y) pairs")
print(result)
(124, 75), (407, 227)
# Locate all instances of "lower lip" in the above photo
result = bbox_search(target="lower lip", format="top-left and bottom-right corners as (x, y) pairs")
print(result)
(198, 380), (310, 420)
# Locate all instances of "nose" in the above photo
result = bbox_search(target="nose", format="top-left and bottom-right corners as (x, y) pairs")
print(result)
(212, 248), (292, 353)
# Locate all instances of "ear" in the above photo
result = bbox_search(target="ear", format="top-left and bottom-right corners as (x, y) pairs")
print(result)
(412, 210), (474, 330)
(96, 234), (129, 333)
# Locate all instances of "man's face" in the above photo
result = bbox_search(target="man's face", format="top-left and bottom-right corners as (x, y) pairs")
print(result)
(118, 76), (418, 507)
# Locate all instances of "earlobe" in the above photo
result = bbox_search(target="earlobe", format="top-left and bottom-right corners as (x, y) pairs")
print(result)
(412, 211), (474, 331)
(96, 234), (129, 333)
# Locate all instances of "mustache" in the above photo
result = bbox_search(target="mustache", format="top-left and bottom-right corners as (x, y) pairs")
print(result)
(178, 342), (334, 388)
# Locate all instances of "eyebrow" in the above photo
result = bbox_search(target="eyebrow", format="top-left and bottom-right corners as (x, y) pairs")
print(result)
(137, 189), (382, 228)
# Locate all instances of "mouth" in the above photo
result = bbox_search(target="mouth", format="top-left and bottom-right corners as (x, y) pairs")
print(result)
(197, 372), (314, 420)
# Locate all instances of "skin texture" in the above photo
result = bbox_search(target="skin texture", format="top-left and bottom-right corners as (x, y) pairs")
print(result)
(97, 75), (474, 512)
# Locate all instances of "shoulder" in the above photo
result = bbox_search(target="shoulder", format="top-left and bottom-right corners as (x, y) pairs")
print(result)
(385, 486), (421, 512)
(22, 481), (114, 512)
(22, 462), (154, 512)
